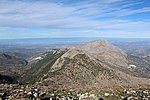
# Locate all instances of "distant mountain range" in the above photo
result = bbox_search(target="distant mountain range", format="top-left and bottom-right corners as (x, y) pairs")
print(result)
(1, 38), (150, 46)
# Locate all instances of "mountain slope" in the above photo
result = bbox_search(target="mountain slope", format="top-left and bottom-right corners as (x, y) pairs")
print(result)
(75, 39), (128, 68)
(0, 74), (17, 84)
(20, 49), (67, 84)
(41, 49), (118, 89)
(21, 39), (150, 90)
(37, 40), (149, 89)
(0, 53), (28, 76)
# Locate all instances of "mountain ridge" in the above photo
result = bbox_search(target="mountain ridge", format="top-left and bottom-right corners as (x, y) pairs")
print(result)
(33, 39), (150, 90)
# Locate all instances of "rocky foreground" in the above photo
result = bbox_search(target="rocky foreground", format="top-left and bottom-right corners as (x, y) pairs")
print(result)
(0, 84), (150, 100)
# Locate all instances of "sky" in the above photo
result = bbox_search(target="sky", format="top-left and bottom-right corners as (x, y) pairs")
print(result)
(0, 0), (150, 39)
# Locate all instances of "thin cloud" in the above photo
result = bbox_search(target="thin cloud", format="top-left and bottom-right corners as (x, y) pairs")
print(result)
(0, 0), (150, 38)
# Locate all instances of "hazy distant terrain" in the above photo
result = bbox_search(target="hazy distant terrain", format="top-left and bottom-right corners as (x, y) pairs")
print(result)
(0, 38), (150, 57)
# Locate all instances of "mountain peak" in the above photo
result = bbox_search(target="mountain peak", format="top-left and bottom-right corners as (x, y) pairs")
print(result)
(75, 39), (116, 52)
(88, 39), (109, 44)
(74, 39), (128, 68)
(76, 39), (110, 48)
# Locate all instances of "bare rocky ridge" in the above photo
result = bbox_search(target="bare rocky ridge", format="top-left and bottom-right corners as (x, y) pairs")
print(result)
(39, 39), (150, 89)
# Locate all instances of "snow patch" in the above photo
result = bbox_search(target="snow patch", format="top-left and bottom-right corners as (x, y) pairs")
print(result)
(128, 65), (136, 69)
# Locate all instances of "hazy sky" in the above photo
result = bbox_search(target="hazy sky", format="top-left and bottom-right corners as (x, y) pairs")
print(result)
(0, 0), (150, 39)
